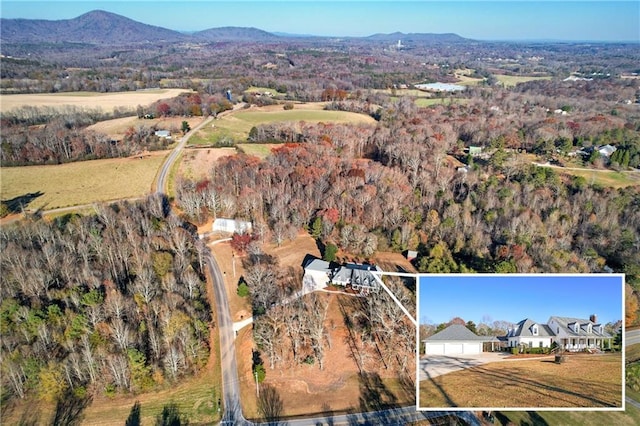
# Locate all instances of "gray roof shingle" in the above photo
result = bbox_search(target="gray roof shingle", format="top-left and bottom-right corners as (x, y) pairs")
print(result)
(426, 324), (486, 341)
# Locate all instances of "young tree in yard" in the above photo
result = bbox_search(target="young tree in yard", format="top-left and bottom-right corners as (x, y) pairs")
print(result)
(181, 121), (191, 134)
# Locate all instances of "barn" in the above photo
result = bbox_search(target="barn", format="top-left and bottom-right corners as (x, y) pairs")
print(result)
(424, 324), (485, 355)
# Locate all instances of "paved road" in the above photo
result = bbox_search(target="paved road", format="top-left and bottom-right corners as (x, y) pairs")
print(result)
(155, 116), (214, 194)
(627, 329), (640, 346)
(259, 406), (480, 426)
(205, 249), (250, 425)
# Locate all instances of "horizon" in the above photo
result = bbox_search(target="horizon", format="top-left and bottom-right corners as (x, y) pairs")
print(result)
(419, 274), (624, 327)
(1, 1), (639, 43)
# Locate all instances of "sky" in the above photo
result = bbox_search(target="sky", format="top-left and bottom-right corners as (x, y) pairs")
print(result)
(418, 274), (624, 326)
(1, 1), (639, 42)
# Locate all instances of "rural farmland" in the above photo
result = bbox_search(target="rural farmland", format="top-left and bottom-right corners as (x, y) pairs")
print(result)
(0, 88), (192, 113)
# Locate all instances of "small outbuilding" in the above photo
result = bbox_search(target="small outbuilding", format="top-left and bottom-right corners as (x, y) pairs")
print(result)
(424, 324), (485, 355)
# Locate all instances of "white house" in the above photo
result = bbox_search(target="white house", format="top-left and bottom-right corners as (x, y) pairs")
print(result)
(506, 314), (612, 351)
(302, 257), (382, 295)
(423, 324), (486, 355)
(506, 318), (555, 349)
(547, 315), (612, 351)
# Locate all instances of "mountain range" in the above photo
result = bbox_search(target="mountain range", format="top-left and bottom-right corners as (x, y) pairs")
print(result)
(0, 10), (469, 45)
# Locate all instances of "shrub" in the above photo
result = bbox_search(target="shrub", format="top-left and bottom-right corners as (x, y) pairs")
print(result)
(511, 347), (518, 355)
(283, 102), (294, 110)
(237, 281), (250, 297)
(253, 363), (266, 383)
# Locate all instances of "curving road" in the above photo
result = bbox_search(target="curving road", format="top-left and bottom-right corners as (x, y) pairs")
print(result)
(155, 116), (214, 195)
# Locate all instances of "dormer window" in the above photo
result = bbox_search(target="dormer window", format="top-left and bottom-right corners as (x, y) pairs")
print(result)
(587, 324), (592, 333)
(571, 322), (580, 333)
(532, 324), (539, 336)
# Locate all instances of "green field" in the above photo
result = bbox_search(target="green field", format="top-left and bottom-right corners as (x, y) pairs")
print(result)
(0, 154), (166, 211)
(558, 168), (640, 188)
(236, 143), (278, 159)
(244, 86), (286, 96)
(414, 97), (469, 107)
(188, 104), (376, 145)
(495, 74), (552, 87)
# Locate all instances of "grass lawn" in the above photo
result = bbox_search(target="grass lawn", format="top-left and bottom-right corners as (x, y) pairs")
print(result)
(419, 353), (622, 408)
(558, 168), (640, 188)
(236, 143), (279, 159)
(244, 86), (286, 96)
(495, 74), (552, 87)
(2, 367), (222, 426)
(0, 152), (166, 211)
(189, 104), (375, 145)
(493, 406), (640, 426)
(414, 97), (469, 107)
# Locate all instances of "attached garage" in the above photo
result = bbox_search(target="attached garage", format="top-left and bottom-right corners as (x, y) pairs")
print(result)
(424, 324), (485, 355)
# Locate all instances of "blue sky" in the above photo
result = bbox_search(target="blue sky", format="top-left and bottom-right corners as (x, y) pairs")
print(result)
(418, 274), (624, 326)
(1, 1), (639, 41)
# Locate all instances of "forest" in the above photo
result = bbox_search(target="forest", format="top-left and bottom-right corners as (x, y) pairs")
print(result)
(0, 195), (212, 406)
(1, 30), (640, 421)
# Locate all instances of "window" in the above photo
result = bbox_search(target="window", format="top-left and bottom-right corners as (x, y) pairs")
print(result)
(539, 341), (543, 348)
(532, 324), (539, 336)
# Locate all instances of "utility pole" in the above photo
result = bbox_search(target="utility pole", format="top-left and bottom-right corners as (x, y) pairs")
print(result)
(232, 251), (236, 278)
(255, 370), (259, 397)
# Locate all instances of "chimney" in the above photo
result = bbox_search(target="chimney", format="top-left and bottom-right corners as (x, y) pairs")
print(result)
(589, 314), (597, 323)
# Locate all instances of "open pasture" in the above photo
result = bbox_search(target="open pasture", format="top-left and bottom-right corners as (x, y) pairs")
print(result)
(87, 116), (205, 140)
(189, 102), (376, 145)
(0, 88), (191, 113)
(495, 74), (552, 87)
(0, 152), (166, 211)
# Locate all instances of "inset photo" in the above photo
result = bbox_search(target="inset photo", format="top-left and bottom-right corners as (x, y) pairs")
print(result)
(417, 274), (624, 411)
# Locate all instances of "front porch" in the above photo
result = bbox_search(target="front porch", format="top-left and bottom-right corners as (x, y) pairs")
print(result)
(559, 337), (611, 351)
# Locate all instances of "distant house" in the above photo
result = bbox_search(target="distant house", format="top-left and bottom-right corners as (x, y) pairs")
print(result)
(597, 144), (617, 157)
(506, 315), (612, 351)
(155, 130), (171, 139)
(468, 146), (483, 156)
(212, 218), (252, 234)
(302, 256), (382, 295)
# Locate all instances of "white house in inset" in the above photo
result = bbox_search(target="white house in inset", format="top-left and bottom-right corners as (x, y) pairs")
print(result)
(506, 318), (555, 349)
(506, 314), (612, 351)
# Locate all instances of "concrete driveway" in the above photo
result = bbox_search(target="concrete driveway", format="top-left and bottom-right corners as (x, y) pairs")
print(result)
(419, 352), (517, 381)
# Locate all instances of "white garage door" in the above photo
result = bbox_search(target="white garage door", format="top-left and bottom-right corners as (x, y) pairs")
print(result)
(426, 343), (445, 355)
(463, 343), (481, 354)
(445, 343), (463, 354)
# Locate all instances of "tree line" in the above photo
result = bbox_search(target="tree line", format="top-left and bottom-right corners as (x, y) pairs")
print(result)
(0, 195), (212, 404)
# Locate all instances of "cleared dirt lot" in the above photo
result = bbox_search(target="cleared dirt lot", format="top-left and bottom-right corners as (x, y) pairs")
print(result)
(0, 88), (191, 113)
